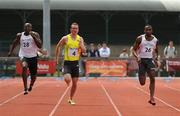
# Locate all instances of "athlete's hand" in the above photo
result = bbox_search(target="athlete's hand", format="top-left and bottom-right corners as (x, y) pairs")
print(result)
(39, 49), (48, 55)
(136, 57), (141, 64)
(42, 50), (48, 55)
(154, 59), (161, 69)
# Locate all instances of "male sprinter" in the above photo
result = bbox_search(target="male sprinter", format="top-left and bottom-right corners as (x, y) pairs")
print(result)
(8, 23), (44, 95)
(133, 25), (159, 105)
(55, 22), (86, 105)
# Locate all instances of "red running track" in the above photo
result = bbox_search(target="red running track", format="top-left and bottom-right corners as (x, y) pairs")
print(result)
(0, 77), (180, 116)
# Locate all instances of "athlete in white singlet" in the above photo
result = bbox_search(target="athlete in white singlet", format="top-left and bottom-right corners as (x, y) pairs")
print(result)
(133, 25), (159, 105)
(8, 23), (44, 95)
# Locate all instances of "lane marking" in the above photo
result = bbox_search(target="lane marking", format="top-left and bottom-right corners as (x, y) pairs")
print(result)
(49, 86), (70, 116)
(0, 82), (45, 106)
(135, 86), (180, 112)
(165, 85), (180, 92)
(98, 80), (122, 116)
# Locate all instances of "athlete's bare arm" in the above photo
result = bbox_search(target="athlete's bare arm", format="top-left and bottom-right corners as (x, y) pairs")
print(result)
(55, 36), (67, 65)
(153, 40), (160, 67)
(79, 37), (86, 53)
(30, 31), (42, 48)
(154, 40), (159, 59)
(8, 33), (21, 56)
(133, 36), (142, 62)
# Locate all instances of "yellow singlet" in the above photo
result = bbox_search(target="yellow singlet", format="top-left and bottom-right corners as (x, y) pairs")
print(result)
(64, 34), (81, 61)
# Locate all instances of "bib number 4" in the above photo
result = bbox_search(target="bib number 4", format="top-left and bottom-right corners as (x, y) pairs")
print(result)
(68, 48), (78, 57)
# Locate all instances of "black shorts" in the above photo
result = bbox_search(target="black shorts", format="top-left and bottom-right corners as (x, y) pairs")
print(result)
(63, 61), (79, 78)
(138, 58), (156, 76)
(20, 57), (38, 76)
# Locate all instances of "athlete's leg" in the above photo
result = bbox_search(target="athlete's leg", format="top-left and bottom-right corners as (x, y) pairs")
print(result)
(148, 69), (156, 105)
(64, 74), (71, 86)
(70, 77), (78, 100)
(63, 62), (72, 86)
(138, 60), (146, 86)
(68, 61), (79, 105)
(139, 75), (146, 86)
(147, 60), (156, 105)
(20, 58), (28, 95)
(28, 57), (38, 91)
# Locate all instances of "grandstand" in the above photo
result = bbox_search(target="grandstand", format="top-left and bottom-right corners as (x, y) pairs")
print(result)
(0, 0), (180, 57)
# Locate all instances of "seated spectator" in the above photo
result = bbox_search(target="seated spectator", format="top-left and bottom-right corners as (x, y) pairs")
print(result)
(119, 49), (129, 58)
(99, 42), (110, 58)
(87, 43), (99, 57)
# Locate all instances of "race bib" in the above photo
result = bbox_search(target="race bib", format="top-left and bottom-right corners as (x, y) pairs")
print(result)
(145, 47), (152, 52)
(23, 42), (30, 48)
(68, 48), (78, 57)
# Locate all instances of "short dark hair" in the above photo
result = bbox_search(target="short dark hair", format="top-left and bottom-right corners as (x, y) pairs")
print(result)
(71, 22), (79, 27)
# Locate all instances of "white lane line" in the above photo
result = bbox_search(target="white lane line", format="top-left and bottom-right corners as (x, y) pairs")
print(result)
(0, 82), (45, 106)
(165, 85), (180, 92)
(135, 86), (180, 112)
(49, 86), (70, 116)
(0, 92), (24, 106)
(98, 80), (122, 116)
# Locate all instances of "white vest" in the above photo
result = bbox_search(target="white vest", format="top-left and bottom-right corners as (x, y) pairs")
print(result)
(138, 34), (158, 58)
(19, 32), (38, 58)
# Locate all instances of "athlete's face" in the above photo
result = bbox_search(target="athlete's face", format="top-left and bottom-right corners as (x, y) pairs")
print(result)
(144, 26), (153, 36)
(24, 23), (32, 33)
(70, 24), (79, 35)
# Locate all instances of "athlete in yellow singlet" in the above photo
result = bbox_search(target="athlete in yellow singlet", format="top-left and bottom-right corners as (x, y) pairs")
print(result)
(55, 22), (86, 105)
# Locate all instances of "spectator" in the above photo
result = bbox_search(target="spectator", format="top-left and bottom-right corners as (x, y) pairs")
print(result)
(87, 43), (99, 57)
(164, 41), (177, 58)
(81, 42), (88, 57)
(164, 41), (177, 77)
(119, 49), (129, 58)
(97, 43), (102, 50)
(99, 42), (110, 58)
